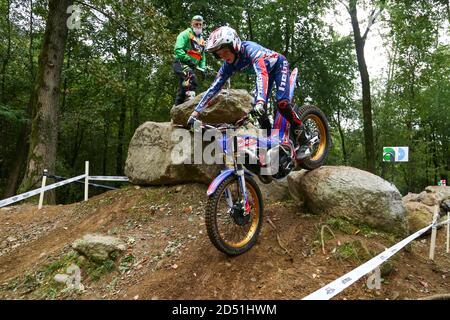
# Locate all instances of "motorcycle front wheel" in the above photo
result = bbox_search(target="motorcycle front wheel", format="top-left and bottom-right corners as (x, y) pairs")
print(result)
(205, 174), (264, 256)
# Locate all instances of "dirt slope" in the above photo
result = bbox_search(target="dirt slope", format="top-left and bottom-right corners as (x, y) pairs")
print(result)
(0, 184), (449, 300)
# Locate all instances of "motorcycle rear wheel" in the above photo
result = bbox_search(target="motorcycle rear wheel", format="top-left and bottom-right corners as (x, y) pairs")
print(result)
(294, 104), (331, 170)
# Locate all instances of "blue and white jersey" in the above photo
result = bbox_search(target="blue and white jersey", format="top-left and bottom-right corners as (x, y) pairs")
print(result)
(194, 41), (280, 112)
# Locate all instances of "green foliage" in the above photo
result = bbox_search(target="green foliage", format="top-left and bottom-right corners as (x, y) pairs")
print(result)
(372, 0), (450, 193)
(119, 254), (135, 273)
(0, 0), (448, 200)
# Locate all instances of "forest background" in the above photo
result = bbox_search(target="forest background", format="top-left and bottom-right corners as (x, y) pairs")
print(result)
(0, 0), (448, 204)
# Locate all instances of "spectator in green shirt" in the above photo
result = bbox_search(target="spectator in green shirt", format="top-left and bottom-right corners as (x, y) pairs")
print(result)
(172, 15), (206, 106)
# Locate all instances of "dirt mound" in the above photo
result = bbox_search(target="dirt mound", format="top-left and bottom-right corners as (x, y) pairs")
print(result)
(0, 184), (449, 300)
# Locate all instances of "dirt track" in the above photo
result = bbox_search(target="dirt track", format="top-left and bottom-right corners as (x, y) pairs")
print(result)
(0, 184), (449, 300)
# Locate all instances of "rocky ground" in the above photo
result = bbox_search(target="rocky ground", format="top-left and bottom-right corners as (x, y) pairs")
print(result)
(0, 184), (449, 300)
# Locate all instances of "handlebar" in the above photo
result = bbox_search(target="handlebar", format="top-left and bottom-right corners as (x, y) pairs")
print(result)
(196, 114), (253, 131)
(174, 114), (254, 132)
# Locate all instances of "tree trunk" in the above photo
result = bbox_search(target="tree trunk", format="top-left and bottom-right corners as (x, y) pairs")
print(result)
(336, 108), (348, 164)
(431, 130), (439, 185)
(116, 32), (131, 175)
(3, 0), (34, 197)
(3, 90), (33, 197)
(29, 0), (35, 80)
(283, 5), (290, 56)
(2, 123), (30, 197)
(385, 41), (397, 100)
(102, 121), (110, 176)
(62, 36), (72, 112)
(69, 121), (84, 169)
(18, 0), (72, 203)
(131, 51), (141, 132)
(246, 8), (254, 41)
(349, 0), (376, 173)
(1, 0), (11, 99)
(116, 100), (127, 175)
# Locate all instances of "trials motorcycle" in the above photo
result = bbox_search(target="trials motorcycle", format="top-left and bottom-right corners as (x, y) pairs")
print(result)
(194, 68), (331, 255)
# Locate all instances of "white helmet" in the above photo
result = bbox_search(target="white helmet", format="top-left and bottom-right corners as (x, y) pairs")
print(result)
(205, 26), (241, 54)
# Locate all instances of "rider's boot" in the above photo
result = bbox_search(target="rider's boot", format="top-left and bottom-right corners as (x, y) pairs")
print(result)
(293, 124), (311, 160)
(276, 100), (311, 161)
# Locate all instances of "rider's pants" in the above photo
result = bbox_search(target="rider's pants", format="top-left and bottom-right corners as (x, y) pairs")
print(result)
(265, 55), (303, 128)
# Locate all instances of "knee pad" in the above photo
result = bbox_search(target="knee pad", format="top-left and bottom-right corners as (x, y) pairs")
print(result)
(277, 100), (289, 109)
(277, 100), (302, 126)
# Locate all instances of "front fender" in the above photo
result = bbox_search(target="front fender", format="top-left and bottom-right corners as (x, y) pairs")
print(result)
(207, 169), (254, 197)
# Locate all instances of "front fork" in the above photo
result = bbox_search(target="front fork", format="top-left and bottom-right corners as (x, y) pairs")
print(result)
(223, 164), (250, 215)
(235, 164), (251, 215)
(223, 132), (251, 215)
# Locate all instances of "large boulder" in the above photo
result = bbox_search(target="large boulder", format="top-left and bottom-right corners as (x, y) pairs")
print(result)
(288, 166), (408, 236)
(257, 178), (291, 203)
(125, 121), (222, 185)
(404, 202), (435, 233)
(403, 186), (450, 232)
(170, 89), (253, 125)
(420, 186), (450, 205)
(72, 234), (126, 262)
(287, 170), (308, 202)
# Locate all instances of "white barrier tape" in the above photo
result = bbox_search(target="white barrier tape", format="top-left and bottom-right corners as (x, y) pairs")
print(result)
(88, 176), (129, 182)
(302, 223), (433, 300)
(435, 218), (450, 228)
(0, 174), (87, 208)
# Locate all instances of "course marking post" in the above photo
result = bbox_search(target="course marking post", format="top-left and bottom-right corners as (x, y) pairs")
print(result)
(429, 225), (437, 260)
(429, 205), (439, 260)
(447, 212), (449, 253)
(38, 169), (48, 210)
(84, 161), (89, 201)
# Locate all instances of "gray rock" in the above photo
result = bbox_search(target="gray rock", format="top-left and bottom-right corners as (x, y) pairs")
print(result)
(402, 185), (450, 233)
(287, 170), (308, 202)
(6, 237), (17, 243)
(72, 234), (126, 262)
(441, 199), (450, 213)
(404, 202), (435, 232)
(170, 89), (253, 125)
(287, 166), (408, 235)
(124, 121), (222, 185)
(257, 177), (291, 203)
(402, 192), (420, 203)
(420, 193), (440, 207)
(421, 186), (450, 205)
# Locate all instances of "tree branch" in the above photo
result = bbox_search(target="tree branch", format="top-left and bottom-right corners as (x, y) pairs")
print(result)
(362, 3), (385, 41)
(74, 0), (142, 42)
(338, 0), (350, 12)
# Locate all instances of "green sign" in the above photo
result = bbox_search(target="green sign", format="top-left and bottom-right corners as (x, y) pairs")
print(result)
(383, 147), (409, 162)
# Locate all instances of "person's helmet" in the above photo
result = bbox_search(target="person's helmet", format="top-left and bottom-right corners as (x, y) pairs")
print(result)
(205, 26), (241, 55)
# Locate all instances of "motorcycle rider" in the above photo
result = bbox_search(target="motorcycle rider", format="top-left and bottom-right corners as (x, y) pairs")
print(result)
(187, 26), (311, 160)
(172, 15), (207, 106)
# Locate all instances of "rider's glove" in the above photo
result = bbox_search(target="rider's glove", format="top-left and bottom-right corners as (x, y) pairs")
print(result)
(249, 102), (265, 122)
(187, 115), (198, 130)
(253, 102), (265, 116)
